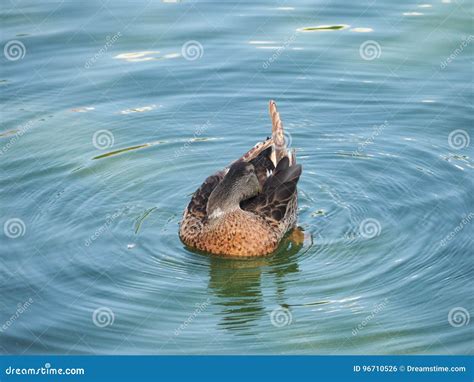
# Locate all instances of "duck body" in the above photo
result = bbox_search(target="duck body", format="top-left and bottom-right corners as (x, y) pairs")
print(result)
(179, 101), (302, 257)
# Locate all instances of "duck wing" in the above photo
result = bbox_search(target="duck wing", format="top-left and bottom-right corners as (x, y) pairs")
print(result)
(241, 156), (302, 227)
(184, 170), (225, 222)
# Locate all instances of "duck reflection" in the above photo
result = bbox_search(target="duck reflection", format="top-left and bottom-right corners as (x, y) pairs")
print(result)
(207, 228), (304, 332)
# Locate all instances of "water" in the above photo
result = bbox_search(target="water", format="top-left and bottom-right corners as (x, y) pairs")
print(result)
(1, 0), (472, 355)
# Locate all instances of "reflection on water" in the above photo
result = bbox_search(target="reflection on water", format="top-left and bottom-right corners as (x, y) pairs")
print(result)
(208, 231), (303, 332)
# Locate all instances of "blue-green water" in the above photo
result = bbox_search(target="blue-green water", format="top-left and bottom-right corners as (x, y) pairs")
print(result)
(1, 1), (473, 354)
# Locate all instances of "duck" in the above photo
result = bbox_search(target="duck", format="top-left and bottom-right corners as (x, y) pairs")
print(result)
(179, 100), (302, 257)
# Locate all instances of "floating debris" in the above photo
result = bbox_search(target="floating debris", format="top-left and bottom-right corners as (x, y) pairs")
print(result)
(92, 143), (152, 160)
(248, 40), (277, 45)
(114, 51), (180, 62)
(297, 24), (350, 32)
(442, 154), (474, 170)
(256, 46), (284, 50)
(0, 129), (19, 138)
(403, 12), (424, 16)
(282, 301), (329, 308)
(311, 209), (325, 217)
(135, 207), (158, 234)
(127, 243), (136, 249)
(418, 4), (432, 8)
(120, 104), (160, 114)
(350, 27), (373, 33)
(114, 51), (160, 62)
(71, 106), (95, 113)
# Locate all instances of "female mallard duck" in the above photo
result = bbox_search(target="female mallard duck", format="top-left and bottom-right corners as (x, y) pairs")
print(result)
(179, 100), (302, 257)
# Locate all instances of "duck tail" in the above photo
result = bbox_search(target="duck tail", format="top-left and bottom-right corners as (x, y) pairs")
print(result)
(269, 100), (289, 165)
